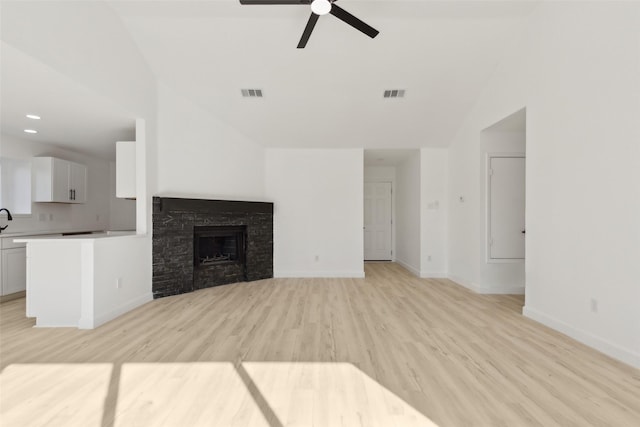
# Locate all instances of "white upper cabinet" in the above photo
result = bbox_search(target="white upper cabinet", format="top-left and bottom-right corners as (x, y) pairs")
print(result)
(116, 141), (136, 199)
(69, 161), (87, 203)
(32, 157), (87, 204)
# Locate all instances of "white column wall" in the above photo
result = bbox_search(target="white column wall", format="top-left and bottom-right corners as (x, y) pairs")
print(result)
(266, 149), (364, 278)
(420, 148), (448, 278)
(395, 154), (421, 275)
(522, 3), (640, 367)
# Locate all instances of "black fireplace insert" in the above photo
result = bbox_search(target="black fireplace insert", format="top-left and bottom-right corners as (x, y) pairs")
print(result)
(194, 225), (247, 267)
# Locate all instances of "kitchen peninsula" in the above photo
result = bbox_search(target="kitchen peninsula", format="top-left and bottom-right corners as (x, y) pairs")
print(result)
(16, 231), (152, 329)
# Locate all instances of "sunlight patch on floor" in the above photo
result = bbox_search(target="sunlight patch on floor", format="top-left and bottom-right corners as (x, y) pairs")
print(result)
(114, 362), (269, 427)
(243, 362), (439, 427)
(0, 364), (112, 427)
(1, 362), (439, 427)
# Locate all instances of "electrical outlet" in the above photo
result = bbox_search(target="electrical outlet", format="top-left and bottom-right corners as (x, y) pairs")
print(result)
(590, 298), (598, 313)
(315, 255), (319, 262)
(116, 278), (123, 289)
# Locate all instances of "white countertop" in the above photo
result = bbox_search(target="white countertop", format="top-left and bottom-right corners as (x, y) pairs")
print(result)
(12, 230), (138, 242)
(0, 229), (104, 238)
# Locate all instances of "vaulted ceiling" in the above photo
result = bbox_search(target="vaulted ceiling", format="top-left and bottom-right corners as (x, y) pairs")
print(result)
(1, 1), (538, 159)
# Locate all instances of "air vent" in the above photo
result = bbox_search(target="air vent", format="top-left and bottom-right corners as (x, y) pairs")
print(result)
(241, 89), (263, 98)
(383, 89), (405, 98)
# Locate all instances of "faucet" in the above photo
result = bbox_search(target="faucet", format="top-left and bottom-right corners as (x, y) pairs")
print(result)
(0, 208), (13, 233)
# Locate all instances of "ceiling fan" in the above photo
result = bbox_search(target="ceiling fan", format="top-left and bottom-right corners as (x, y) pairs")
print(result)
(239, 0), (379, 48)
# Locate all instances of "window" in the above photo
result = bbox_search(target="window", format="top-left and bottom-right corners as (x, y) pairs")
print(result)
(0, 157), (32, 215)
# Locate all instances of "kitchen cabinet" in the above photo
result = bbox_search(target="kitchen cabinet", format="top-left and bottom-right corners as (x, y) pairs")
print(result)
(116, 141), (136, 198)
(32, 157), (87, 203)
(1, 238), (26, 296)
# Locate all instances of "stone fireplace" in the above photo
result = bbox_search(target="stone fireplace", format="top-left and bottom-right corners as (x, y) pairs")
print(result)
(152, 197), (273, 298)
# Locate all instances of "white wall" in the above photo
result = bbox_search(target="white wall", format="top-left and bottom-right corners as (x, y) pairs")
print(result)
(447, 2), (640, 367)
(156, 83), (266, 201)
(363, 166), (395, 183)
(395, 152), (421, 275)
(522, 3), (640, 368)
(266, 149), (364, 278)
(109, 162), (136, 231)
(364, 166), (396, 261)
(420, 148), (448, 278)
(92, 235), (152, 328)
(1, 134), (113, 234)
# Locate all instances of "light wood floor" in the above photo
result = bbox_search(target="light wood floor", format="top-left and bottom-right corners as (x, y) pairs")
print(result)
(1, 263), (639, 426)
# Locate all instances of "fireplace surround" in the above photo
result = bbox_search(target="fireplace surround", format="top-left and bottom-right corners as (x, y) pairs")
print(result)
(152, 197), (273, 298)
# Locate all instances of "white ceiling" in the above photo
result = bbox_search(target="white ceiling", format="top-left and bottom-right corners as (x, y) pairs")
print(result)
(1, 0), (539, 159)
(0, 42), (136, 159)
(483, 107), (526, 132)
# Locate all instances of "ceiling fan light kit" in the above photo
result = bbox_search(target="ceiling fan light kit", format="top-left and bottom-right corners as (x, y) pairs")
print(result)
(310, 0), (331, 15)
(239, 0), (379, 48)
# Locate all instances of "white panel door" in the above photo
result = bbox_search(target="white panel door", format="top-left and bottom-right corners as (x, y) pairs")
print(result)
(489, 156), (525, 259)
(364, 182), (392, 260)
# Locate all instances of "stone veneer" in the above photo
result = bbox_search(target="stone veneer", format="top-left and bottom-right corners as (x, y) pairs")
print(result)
(152, 197), (273, 299)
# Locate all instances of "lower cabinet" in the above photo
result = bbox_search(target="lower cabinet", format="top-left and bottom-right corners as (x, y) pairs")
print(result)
(1, 240), (27, 296)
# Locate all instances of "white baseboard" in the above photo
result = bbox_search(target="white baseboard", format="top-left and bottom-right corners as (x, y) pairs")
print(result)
(447, 274), (478, 291)
(476, 285), (525, 295)
(274, 270), (365, 279)
(447, 275), (524, 294)
(420, 271), (448, 279)
(395, 259), (420, 277)
(88, 292), (154, 329)
(523, 305), (640, 369)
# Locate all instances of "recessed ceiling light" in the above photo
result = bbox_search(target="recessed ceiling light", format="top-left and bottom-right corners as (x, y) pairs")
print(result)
(24, 129), (38, 134)
(26, 114), (41, 120)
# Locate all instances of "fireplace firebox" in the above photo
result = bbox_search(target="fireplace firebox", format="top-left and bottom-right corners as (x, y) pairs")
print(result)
(194, 226), (246, 267)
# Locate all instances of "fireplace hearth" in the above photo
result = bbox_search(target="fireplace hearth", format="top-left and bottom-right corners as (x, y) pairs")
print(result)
(153, 197), (273, 298)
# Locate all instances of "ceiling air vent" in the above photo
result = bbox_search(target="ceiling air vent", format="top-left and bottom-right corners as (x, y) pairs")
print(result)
(241, 89), (263, 98)
(383, 89), (405, 98)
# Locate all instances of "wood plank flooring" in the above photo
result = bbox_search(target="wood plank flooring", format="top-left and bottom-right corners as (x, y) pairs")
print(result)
(1, 263), (639, 426)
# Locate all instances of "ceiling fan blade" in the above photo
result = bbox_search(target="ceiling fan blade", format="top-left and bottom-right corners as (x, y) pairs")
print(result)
(329, 4), (379, 39)
(239, 1), (311, 4)
(297, 13), (319, 48)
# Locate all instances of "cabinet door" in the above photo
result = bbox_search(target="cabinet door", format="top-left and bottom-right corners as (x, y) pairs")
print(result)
(33, 157), (70, 202)
(69, 162), (87, 203)
(2, 248), (27, 295)
(52, 157), (72, 202)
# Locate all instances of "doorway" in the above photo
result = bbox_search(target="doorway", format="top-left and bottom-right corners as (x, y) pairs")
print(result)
(364, 182), (392, 260)
(480, 107), (526, 295)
